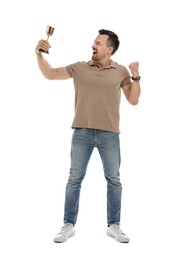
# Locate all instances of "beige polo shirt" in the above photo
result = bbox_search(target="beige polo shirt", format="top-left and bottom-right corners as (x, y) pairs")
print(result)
(66, 60), (131, 133)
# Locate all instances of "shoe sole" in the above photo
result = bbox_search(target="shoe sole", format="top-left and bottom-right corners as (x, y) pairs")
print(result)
(107, 232), (130, 243)
(54, 232), (75, 243)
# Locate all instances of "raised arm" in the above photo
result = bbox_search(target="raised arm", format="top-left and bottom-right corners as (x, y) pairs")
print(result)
(122, 61), (141, 105)
(35, 39), (70, 80)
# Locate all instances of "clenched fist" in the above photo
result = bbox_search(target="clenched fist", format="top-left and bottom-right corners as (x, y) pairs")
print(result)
(129, 62), (139, 77)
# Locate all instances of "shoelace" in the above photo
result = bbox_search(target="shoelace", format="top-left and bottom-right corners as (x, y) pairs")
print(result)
(60, 224), (73, 234)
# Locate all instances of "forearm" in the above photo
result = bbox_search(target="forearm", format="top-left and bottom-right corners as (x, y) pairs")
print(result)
(128, 80), (141, 105)
(36, 52), (54, 79)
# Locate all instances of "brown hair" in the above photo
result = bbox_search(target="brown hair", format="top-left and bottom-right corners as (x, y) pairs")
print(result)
(98, 29), (120, 55)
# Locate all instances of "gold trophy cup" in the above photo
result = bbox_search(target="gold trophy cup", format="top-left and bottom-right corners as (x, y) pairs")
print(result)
(39, 25), (55, 54)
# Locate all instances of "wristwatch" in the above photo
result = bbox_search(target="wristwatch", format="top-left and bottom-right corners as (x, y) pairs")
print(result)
(131, 75), (141, 81)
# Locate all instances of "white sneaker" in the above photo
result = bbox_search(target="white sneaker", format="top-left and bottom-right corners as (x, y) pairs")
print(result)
(107, 224), (130, 243)
(54, 223), (75, 243)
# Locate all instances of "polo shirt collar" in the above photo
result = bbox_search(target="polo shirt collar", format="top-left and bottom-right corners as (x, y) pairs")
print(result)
(88, 60), (117, 69)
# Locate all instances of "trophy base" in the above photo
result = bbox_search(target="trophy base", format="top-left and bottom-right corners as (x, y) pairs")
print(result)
(39, 48), (49, 54)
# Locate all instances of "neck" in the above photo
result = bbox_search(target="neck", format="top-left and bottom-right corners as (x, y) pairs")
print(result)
(94, 57), (111, 68)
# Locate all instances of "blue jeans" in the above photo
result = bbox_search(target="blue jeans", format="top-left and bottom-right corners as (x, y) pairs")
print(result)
(64, 128), (122, 225)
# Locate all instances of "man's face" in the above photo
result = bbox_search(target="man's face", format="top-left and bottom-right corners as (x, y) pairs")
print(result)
(91, 34), (112, 61)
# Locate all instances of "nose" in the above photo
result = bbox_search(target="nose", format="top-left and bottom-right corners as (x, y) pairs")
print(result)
(92, 43), (96, 49)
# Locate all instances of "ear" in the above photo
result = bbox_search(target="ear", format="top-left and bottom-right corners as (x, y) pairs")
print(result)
(107, 46), (114, 55)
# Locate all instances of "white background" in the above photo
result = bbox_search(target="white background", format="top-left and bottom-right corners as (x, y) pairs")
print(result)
(0, 0), (181, 259)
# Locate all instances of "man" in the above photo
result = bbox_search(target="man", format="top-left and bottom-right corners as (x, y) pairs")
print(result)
(35, 29), (141, 243)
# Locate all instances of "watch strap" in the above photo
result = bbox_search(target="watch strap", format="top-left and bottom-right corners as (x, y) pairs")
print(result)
(131, 76), (141, 81)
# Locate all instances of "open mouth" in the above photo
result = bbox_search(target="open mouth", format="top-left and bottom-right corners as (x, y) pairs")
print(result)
(92, 50), (98, 56)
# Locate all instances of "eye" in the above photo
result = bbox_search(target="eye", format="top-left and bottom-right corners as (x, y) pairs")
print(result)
(94, 41), (101, 46)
